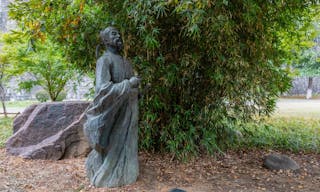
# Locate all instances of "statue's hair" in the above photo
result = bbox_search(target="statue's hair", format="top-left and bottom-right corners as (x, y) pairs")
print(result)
(96, 26), (118, 58)
(100, 26), (118, 45)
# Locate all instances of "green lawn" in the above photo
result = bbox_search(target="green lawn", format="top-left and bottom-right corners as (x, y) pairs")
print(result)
(0, 100), (37, 147)
(5, 100), (39, 108)
(0, 117), (13, 147)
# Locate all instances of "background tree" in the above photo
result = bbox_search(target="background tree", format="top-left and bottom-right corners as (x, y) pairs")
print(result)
(1, 33), (75, 101)
(295, 37), (320, 99)
(282, 15), (320, 99)
(0, 52), (10, 117)
(8, 0), (320, 158)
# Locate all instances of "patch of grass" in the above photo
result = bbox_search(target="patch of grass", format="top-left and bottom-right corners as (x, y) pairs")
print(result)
(239, 117), (320, 153)
(0, 117), (13, 147)
(5, 100), (38, 108)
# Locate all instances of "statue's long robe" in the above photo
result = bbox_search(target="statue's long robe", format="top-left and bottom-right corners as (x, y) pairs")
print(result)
(84, 50), (139, 187)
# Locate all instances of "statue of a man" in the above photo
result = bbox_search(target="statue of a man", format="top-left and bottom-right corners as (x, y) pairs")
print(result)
(84, 26), (140, 187)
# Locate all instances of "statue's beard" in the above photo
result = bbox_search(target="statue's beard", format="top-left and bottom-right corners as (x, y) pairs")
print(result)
(116, 40), (123, 50)
(112, 38), (123, 51)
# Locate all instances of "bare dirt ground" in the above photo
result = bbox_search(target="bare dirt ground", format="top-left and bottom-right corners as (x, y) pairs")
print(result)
(0, 148), (319, 192)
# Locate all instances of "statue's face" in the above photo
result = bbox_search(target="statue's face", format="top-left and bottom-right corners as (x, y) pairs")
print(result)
(106, 28), (123, 50)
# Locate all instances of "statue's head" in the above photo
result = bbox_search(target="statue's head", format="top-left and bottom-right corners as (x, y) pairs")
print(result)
(100, 26), (123, 51)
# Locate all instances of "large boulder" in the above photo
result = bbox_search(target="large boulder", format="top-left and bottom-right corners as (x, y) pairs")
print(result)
(6, 101), (91, 160)
(13, 104), (38, 133)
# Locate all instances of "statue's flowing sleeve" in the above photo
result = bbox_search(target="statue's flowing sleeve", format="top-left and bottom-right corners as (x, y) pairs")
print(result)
(83, 55), (133, 151)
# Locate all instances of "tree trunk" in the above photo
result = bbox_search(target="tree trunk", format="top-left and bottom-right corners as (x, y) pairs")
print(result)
(0, 83), (8, 117)
(1, 100), (8, 118)
(306, 77), (313, 99)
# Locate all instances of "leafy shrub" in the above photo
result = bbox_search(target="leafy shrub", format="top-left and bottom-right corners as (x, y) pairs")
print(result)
(56, 91), (67, 101)
(35, 90), (49, 102)
(36, 90), (67, 102)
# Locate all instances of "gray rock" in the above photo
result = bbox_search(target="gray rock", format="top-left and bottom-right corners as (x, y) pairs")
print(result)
(234, 130), (243, 140)
(12, 104), (37, 133)
(169, 188), (186, 192)
(6, 101), (91, 160)
(263, 154), (300, 171)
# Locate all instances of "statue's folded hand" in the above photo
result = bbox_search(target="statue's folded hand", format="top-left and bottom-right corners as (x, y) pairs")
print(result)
(129, 76), (141, 88)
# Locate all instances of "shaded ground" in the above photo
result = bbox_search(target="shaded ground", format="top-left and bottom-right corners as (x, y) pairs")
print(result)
(0, 148), (319, 192)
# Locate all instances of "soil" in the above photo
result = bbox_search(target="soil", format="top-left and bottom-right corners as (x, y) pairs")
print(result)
(0, 148), (319, 192)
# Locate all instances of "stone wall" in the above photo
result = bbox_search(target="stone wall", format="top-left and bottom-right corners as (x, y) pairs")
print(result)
(0, 0), (9, 32)
(0, 0), (15, 32)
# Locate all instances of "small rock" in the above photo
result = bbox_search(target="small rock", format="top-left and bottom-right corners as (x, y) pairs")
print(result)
(169, 188), (186, 192)
(234, 130), (243, 140)
(263, 154), (300, 171)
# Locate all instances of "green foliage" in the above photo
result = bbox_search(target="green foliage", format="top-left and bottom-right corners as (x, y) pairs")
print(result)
(9, 0), (110, 70)
(239, 117), (320, 153)
(280, 12), (320, 77)
(0, 117), (13, 147)
(8, 0), (320, 158)
(36, 90), (66, 102)
(0, 45), (11, 83)
(295, 45), (320, 76)
(276, 11), (319, 66)
(1, 33), (75, 101)
(35, 90), (49, 102)
(0, 34), (12, 99)
(56, 91), (67, 101)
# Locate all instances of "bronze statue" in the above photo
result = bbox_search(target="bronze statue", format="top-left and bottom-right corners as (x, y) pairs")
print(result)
(84, 26), (140, 187)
